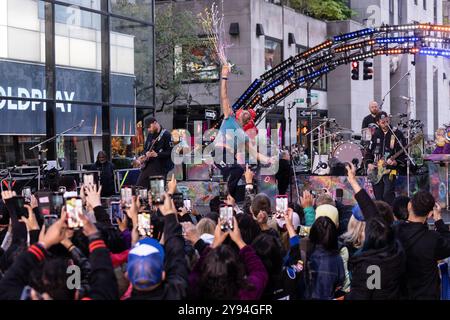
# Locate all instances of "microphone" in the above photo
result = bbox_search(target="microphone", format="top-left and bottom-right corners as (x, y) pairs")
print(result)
(77, 120), (85, 128)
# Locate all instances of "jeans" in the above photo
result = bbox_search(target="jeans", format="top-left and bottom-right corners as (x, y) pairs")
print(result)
(372, 174), (396, 206)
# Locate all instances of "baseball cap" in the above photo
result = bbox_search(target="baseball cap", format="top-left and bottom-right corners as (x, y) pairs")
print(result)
(315, 204), (339, 228)
(146, 117), (157, 126)
(127, 237), (165, 290)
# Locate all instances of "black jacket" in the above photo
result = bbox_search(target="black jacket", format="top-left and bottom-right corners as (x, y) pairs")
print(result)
(142, 128), (173, 175)
(92, 161), (115, 197)
(355, 189), (450, 300)
(363, 127), (407, 169)
(129, 214), (188, 300)
(347, 240), (406, 300)
(0, 237), (118, 300)
(362, 114), (377, 129)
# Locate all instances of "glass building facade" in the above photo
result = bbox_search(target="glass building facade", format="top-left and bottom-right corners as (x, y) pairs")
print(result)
(0, 0), (155, 169)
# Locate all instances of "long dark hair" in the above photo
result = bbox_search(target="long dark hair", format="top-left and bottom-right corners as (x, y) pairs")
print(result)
(363, 217), (395, 251)
(309, 216), (339, 252)
(251, 233), (284, 275)
(198, 245), (250, 300)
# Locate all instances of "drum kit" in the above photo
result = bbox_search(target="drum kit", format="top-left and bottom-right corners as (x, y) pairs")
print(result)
(291, 118), (368, 175)
(292, 115), (426, 175)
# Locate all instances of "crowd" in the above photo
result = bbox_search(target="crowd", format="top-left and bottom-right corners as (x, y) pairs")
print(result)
(0, 162), (449, 300)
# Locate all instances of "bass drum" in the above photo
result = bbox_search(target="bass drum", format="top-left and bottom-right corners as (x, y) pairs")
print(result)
(331, 142), (364, 169)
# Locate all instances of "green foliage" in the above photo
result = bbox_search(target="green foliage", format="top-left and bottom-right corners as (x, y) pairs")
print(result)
(155, 5), (205, 111)
(288, 0), (354, 21)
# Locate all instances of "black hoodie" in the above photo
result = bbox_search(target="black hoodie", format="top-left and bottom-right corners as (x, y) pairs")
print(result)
(347, 240), (406, 300)
(355, 189), (450, 300)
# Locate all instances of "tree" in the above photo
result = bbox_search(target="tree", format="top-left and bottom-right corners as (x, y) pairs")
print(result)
(110, 1), (207, 113)
(287, 0), (354, 21)
(154, 4), (208, 113)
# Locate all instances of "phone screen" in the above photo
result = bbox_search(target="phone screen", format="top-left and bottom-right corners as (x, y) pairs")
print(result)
(137, 188), (149, 206)
(219, 182), (228, 201)
(137, 212), (151, 237)
(149, 177), (165, 204)
(183, 199), (192, 212)
(66, 198), (83, 229)
(275, 195), (288, 217)
(21, 187), (32, 204)
(219, 206), (233, 231)
(51, 193), (64, 217)
(83, 174), (94, 186)
(172, 193), (184, 211)
(120, 187), (133, 208)
(111, 201), (123, 223)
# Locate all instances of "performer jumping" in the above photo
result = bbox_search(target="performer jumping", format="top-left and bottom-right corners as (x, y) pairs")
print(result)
(215, 64), (272, 198)
(364, 111), (407, 206)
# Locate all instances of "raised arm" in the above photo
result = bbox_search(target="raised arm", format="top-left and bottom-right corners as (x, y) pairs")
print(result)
(221, 64), (232, 119)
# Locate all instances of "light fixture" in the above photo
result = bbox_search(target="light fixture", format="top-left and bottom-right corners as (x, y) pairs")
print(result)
(229, 23), (240, 36)
(260, 70), (295, 94)
(288, 32), (296, 46)
(261, 56), (295, 80)
(232, 79), (263, 111)
(256, 24), (265, 37)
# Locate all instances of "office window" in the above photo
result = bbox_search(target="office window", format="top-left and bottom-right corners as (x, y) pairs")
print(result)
(109, 0), (153, 24)
(265, 38), (282, 71)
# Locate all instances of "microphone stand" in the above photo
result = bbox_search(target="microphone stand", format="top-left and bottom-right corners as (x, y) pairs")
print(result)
(28, 121), (83, 190)
(379, 66), (415, 110)
(388, 124), (415, 197)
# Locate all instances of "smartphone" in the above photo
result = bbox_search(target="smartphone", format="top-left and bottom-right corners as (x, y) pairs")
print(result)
(83, 174), (94, 186)
(10, 196), (28, 219)
(21, 187), (32, 204)
(275, 195), (288, 218)
(36, 192), (51, 216)
(219, 181), (228, 201)
(172, 193), (184, 211)
(137, 188), (149, 207)
(149, 176), (165, 205)
(66, 197), (83, 229)
(137, 212), (151, 237)
(120, 187), (133, 208)
(219, 205), (234, 231)
(111, 201), (123, 224)
(50, 193), (64, 217)
(183, 199), (192, 213)
(44, 215), (58, 229)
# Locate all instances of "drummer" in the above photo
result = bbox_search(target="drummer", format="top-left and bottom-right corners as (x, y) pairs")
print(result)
(362, 101), (380, 129)
(432, 128), (450, 154)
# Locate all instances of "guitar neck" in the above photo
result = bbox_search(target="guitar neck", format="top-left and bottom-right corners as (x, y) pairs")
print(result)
(390, 136), (422, 160)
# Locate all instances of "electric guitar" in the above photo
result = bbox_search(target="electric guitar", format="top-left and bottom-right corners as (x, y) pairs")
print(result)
(137, 129), (167, 170)
(367, 134), (423, 184)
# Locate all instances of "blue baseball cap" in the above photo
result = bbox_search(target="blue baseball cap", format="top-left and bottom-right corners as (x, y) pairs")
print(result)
(352, 204), (365, 222)
(127, 237), (165, 290)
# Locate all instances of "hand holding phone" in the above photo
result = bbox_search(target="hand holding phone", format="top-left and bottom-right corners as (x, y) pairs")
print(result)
(275, 195), (288, 218)
(149, 176), (165, 205)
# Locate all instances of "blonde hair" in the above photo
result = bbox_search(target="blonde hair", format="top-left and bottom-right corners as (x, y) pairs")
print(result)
(196, 218), (216, 235)
(340, 215), (365, 249)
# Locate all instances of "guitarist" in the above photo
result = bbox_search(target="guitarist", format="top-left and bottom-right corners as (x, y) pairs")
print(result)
(136, 117), (173, 188)
(364, 111), (407, 205)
